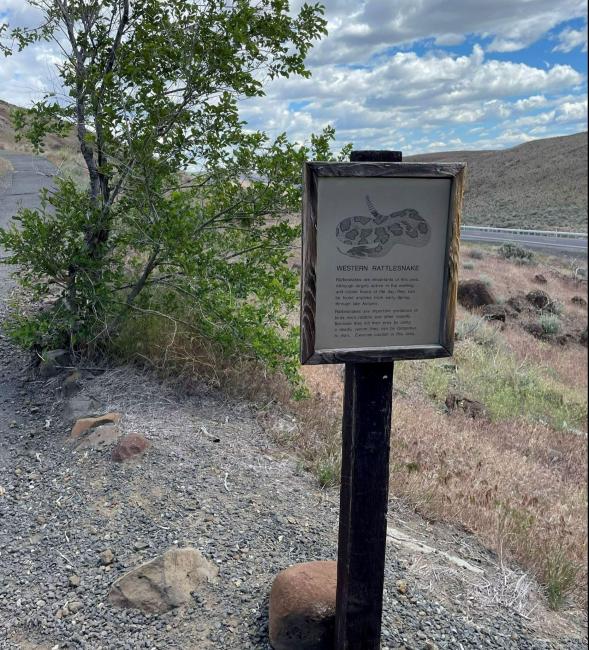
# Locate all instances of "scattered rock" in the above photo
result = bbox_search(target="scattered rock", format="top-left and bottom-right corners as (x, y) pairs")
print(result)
(523, 322), (544, 339)
(64, 396), (105, 423)
(445, 394), (486, 419)
(269, 560), (336, 650)
(396, 579), (408, 594)
(111, 433), (150, 462)
(100, 549), (115, 566)
(68, 574), (81, 588)
(526, 289), (551, 311)
(75, 424), (121, 450)
(457, 280), (496, 310)
(533, 273), (547, 284)
(109, 547), (218, 613)
(61, 370), (82, 398)
(38, 349), (70, 378)
(571, 295), (587, 306)
(68, 600), (83, 613)
(506, 294), (528, 314)
(70, 412), (121, 439)
(479, 304), (507, 322)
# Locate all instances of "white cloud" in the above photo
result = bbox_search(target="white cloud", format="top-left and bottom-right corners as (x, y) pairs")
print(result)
(293, 0), (588, 63)
(553, 23), (588, 52)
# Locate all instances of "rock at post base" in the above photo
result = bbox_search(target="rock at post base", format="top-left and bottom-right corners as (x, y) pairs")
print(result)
(269, 560), (337, 650)
(111, 433), (150, 462)
(109, 547), (218, 613)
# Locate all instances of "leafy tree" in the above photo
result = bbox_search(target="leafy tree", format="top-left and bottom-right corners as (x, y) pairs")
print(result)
(0, 0), (349, 383)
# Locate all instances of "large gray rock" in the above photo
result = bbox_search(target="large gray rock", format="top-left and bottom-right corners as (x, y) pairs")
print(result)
(269, 561), (336, 650)
(109, 548), (218, 613)
(64, 396), (105, 423)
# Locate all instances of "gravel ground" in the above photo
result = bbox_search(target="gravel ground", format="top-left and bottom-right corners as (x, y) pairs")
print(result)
(0, 345), (587, 649)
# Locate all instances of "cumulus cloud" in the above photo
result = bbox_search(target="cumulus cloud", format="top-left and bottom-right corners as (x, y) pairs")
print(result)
(0, 0), (587, 154)
(553, 23), (588, 52)
(292, 0), (588, 63)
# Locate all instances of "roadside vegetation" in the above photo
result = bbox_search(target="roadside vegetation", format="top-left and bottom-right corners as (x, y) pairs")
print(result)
(270, 245), (587, 610)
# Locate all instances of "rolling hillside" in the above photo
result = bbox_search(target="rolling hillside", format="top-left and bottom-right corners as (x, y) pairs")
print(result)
(407, 132), (588, 232)
(1, 97), (587, 231)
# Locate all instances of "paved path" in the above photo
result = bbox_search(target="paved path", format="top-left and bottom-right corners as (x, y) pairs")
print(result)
(0, 152), (57, 483)
(0, 151), (57, 231)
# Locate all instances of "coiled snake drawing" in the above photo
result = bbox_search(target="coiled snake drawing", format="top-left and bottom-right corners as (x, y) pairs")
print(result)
(336, 196), (431, 258)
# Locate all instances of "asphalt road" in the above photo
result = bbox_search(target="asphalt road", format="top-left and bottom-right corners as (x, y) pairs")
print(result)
(462, 227), (588, 256)
(0, 151), (57, 232)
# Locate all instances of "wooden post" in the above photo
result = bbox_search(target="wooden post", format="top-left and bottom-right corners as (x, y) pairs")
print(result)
(335, 149), (402, 650)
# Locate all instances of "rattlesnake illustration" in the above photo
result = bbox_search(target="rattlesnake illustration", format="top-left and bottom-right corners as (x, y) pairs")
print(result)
(336, 196), (431, 258)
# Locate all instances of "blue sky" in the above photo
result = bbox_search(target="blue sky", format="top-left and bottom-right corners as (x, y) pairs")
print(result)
(0, 0), (587, 154)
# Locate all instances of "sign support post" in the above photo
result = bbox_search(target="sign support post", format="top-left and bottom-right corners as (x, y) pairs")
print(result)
(334, 150), (402, 650)
(299, 148), (465, 649)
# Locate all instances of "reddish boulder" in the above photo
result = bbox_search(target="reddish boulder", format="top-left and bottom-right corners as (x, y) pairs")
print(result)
(111, 434), (150, 462)
(480, 304), (507, 322)
(445, 394), (486, 419)
(457, 280), (496, 310)
(526, 289), (551, 310)
(70, 412), (121, 439)
(269, 561), (336, 650)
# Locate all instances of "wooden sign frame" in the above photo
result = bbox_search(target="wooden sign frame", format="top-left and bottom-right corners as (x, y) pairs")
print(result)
(301, 162), (465, 365)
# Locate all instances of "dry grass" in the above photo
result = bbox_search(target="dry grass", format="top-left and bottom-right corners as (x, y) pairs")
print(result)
(281, 246), (588, 609)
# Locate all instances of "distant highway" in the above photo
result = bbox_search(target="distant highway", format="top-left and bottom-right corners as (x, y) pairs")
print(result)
(0, 151), (587, 256)
(461, 226), (587, 256)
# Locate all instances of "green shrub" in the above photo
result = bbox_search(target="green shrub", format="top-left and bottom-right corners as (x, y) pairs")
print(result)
(456, 314), (501, 348)
(478, 274), (493, 288)
(498, 242), (535, 262)
(468, 248), (484, 260)
(539, 314), (561, 336)
(543, 550), (579, 609)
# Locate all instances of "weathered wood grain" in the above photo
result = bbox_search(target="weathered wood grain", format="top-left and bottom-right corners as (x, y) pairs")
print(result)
(335, 361), (394, 649)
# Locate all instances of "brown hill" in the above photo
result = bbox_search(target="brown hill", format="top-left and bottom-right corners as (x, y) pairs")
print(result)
(0, 98), (79, 154)
(407, 132), (588, 232)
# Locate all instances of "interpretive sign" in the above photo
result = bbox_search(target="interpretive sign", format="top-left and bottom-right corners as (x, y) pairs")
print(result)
(301, 162), (465, 364)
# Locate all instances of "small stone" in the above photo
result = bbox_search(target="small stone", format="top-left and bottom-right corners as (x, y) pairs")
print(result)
(68, 600), (83, 613)
(75, 424), (121, 450)
(62, 370), (82, 398)
(64, 396), (105, 423)
(269, 560), (336, 650)
(533, 273), (547, 284)
(396, 579), (408, 594)
(100, 549), (115, 566)
(36, 599), (46, 607)
(109, 547), (218, 613)
(133, 541), (149, 551)
(69, 574), (81, 588)
(0, 486), (5, 497)
(111, 434), (150, 462)
(70, 412), (121, 439)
